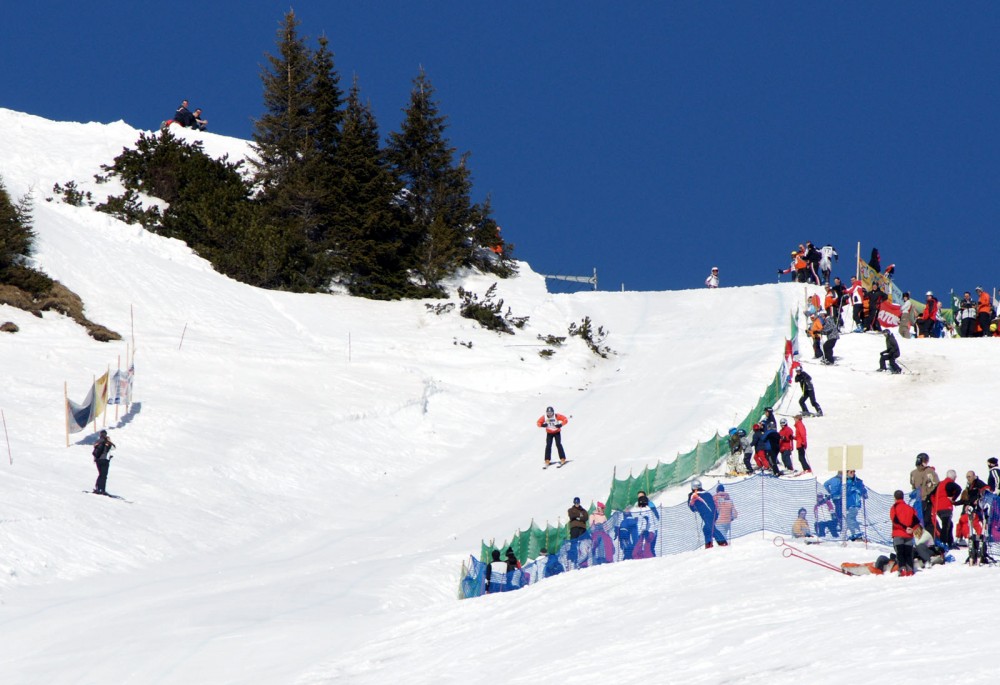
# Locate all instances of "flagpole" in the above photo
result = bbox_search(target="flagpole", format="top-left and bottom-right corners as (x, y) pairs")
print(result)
(114, 354), (121, 422)
(855, 242), (861, 281)
(91, 375), (97, 434)
(103, 364), (110, 428)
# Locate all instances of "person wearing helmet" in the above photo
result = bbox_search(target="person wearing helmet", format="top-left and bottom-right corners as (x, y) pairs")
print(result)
(760, 407), (777, 431)
(879, 328), (902, 373)
(705, 267), (719, 288)
(917, 292), (939, 338)
(689, 479), (728, 548)
(91, 429), (116, 495)
(778, 418), (795, 471)
(536, 406), (570, 468)
(750, 423), (767, 473)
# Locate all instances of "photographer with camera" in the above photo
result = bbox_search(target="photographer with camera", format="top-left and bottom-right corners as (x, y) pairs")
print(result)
(92, 429), (116, 495)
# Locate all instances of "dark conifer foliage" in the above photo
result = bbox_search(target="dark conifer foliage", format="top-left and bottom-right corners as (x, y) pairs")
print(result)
(0, 177), (34, 273)
(385, 70), (476, 289)
(328, 79), (424, 299)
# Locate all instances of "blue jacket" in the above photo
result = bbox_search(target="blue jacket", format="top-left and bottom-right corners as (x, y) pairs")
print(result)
(688, 489), (718, 521)
(845, 476), (868, 508)
(824, 476), (842, 499)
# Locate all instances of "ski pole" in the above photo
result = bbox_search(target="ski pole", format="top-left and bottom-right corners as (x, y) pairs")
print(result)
(773, 536), (846, 574)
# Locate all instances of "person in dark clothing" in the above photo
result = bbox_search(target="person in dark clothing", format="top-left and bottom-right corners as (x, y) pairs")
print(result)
(879, 329), (902, 373)
(760, 426), (783, 476)
(505, 547), (521, 573)
(866, 288), (885, 332)
(92, 429), (116, 494)
(934, 469), (962, 549)
(868, 247), (881, 274)
(174, 100), (197, 128)
(568, 497), (589, 540)
(760, 407), (778, 431)
(794, 367), (822, 416)
(987, 458), (1000, 493)
(192, 108), (208, 131)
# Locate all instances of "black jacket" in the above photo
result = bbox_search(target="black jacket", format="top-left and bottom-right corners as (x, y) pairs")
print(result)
(92, 436), (114, 460)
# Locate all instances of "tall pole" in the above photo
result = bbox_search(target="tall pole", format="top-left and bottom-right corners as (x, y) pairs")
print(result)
(855, 242), (861, 282)
(3, 409), (13, 465)
(64, 381), (70, 447)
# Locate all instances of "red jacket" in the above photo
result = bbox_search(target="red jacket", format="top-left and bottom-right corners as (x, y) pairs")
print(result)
(920, 298), (939, 321)
(890, 500), (918, 539)
(537, 413), (569, 434)
(932, 477), (956, 512)
(778, 426), (794, 451)
(793, 419), (807, 449)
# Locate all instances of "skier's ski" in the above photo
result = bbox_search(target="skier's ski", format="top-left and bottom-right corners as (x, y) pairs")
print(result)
(556, 460), (572, 468)
(83, 490), (133, 503)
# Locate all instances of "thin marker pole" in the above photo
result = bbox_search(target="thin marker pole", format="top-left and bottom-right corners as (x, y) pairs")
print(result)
(2, 409), (13, 464)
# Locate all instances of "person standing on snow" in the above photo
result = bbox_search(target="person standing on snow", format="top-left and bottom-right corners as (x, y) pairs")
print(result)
(956, 291), (978, 338)
(778, 418), (795, 471)
(890, 489), (919, 576)
(818, 311), (840, 364)
(713, 484), (737, 540)
(898, 292), (915, 338)
(537, 406), (569, 467)
(705, 267), (719, 288)
(819, 244), (838, 285)
(987, 458), (1000, 493)
(793, 414), (812, 473)
(909, 453), (939, 530)
(568, 496), (589, 540)
(879, 329), (902, 373)
(485, 549), (508, 593)
(976, 286), (993, 337)
(689, 479), (728, 548)
(92, 429), (116, 495)
(933, 469), (962, 549)
(845, 470), (868, 541)
(794, 367), (823, 416)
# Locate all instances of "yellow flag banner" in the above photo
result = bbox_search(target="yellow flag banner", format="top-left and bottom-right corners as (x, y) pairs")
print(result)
(857, 257), (902, 302)
(94, 371), (109, 419)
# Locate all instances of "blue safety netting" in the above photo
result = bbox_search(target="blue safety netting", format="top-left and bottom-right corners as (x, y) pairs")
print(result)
(459, 476), (999, 598)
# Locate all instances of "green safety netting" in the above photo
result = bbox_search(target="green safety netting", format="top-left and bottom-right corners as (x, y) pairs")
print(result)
(478, 307), (821, 565)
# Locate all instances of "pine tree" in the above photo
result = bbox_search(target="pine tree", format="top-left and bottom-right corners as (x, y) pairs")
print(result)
(0, 176), (33, 273)
(329, 79), (417, 299)
(385, 69), (475, 289)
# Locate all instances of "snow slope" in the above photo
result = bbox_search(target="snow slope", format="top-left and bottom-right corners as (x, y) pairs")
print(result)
(0, 109), (997, 684)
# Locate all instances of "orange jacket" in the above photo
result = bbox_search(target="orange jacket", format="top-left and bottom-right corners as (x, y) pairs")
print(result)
(978, 291), (992, 314)
(824, 292), (837, 311)
(809, 318), (823, 339)
(537, 413), (569, 434)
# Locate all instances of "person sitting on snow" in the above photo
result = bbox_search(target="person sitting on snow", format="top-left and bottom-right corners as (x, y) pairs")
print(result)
(814, 493), (837, 538)
(173, 100), (197, 128)
(193, 108), (208, 131)
(792, 508), (814, 539)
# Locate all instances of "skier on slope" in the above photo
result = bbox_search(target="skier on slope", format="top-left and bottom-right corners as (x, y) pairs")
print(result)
(793, 366), (822, 416)
(778, 418), (795, 471)
(536, 406), (569, 467)
(879, 329), (902, 373)
(793, 414), (812, 473)
(92, 429), (116, 495)
(689, 479), (728, 548)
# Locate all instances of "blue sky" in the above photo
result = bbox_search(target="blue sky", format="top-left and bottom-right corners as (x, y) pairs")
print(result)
(4, 3), (999, 298)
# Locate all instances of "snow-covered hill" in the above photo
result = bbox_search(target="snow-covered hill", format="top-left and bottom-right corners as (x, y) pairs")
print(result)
(1, 109), (997, 684)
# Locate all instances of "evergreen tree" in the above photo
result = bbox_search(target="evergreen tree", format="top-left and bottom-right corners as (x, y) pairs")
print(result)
(386, 69), (475, 289)
(0, 176), (33, 273)
(329, 79), (419, 299)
